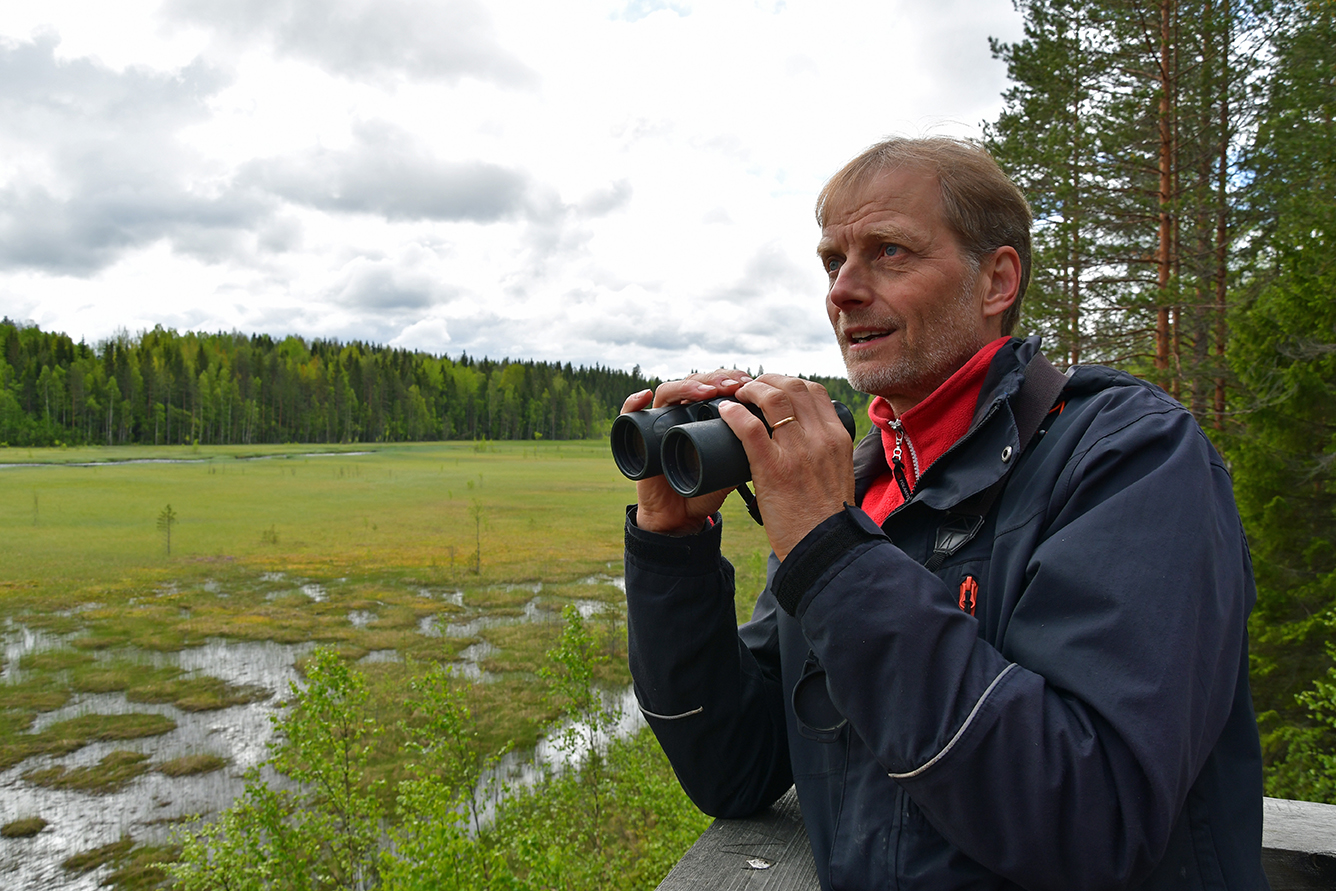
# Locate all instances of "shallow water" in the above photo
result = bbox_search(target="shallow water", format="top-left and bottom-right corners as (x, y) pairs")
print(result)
(0, 633), (314, 890)
(469, 685), (647, 828)
(0, 575), (628, 889)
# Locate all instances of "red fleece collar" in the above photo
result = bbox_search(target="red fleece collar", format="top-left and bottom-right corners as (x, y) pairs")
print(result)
(862, 337), (1010, 524)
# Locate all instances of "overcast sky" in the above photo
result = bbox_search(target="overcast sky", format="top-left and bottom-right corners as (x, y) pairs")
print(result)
(0, 0), (1022, 380)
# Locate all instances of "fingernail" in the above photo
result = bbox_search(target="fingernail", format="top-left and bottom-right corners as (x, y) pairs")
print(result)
(739, 375), (753, 383)
(690, 381), (715, 392)
(721, 379), (739, 387)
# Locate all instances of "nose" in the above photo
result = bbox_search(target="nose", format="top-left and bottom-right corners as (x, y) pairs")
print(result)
(827, 260), (871, 313)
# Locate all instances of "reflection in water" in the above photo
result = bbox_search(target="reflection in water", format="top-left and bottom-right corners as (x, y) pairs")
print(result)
(0, 575), (629, 888)
(0, 634), (313, 891)
(472, 686), (646, 828)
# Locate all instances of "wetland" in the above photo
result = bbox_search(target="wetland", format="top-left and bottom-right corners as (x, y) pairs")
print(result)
(0, 441), (771, 889)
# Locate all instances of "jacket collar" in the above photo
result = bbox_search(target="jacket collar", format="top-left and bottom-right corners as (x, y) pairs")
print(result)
(854, 335), (1041, 511)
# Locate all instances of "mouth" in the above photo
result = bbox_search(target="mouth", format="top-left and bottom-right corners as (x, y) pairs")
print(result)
(843, 327), (895, 347)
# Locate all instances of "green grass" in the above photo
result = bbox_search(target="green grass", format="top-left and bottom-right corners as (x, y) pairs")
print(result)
(24, 749), (150, 793)
(1, 816), (47, 838)
(1, 440), (775, 890)
(0, 713), (178, 771)
(157, 753), (228, 778)
(1, 441), (640, 593)
(63, 835), (178, 890)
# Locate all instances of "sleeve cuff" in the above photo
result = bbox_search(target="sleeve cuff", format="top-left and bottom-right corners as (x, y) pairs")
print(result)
(772, 504), (888, 616)
(624, 505), (725, 576)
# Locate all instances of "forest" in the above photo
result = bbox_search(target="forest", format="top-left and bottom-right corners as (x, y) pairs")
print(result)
(0, 322), (869, 450)
(985, 0), (1336, 799)
(0, 323), (656, 447)
(2, 0), (1335, 806)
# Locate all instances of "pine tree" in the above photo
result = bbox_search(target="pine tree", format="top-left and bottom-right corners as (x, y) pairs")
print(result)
(1226, 0), (1336, 800)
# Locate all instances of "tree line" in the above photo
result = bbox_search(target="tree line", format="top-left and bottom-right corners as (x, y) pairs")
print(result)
(0, 321), (868, 449)
(0, 321), (661, 447)
(988, 0), (1336, 799)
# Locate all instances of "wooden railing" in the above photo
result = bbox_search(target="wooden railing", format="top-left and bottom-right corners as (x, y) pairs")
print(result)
(657, 790), (1336, 890)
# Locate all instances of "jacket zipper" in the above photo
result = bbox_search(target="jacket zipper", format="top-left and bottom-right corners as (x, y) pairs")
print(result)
(884, 397), (1005, 524)
(889, 420), (921, 501)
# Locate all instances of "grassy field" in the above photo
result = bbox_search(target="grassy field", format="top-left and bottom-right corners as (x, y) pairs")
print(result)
(0, 440), (773, 887)
(0, 439), (771, 616)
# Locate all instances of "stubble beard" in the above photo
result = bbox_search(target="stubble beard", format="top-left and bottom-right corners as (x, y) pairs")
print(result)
(838, 273), (987, 401)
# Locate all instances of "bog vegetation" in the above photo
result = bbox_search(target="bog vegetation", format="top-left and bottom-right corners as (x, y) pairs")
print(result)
(0, 442), (772, 890)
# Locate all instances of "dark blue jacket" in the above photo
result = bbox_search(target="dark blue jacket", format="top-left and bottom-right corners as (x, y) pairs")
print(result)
(624, 337), (1267, 890)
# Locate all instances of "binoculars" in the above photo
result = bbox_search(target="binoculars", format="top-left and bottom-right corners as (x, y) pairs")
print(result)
(611, 397), (855, 497)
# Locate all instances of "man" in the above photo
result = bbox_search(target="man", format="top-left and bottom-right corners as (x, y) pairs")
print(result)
(621, 137), (1266, 890)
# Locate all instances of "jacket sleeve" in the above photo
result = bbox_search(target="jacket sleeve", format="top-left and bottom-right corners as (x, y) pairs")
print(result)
(623, 507), (793, 818)
(776, 395), (1253, 890)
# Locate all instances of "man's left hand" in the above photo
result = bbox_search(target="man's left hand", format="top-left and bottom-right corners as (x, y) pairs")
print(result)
(718, 375), (856, 560)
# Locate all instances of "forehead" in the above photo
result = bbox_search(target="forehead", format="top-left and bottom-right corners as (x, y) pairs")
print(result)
(818, 164), (947, 246)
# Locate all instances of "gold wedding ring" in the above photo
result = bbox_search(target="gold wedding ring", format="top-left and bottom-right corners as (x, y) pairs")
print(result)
(771, 416), (798, 431)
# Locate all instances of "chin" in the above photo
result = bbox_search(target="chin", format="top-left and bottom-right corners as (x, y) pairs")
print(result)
(843, 363), (896, 398)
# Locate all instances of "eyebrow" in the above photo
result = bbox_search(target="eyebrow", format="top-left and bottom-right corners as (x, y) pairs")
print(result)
(816, 223), (916, 257)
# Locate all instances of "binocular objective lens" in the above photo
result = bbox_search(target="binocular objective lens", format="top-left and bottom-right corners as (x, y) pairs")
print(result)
(668, 436), (702, 493)
(616, 425), (648, 476)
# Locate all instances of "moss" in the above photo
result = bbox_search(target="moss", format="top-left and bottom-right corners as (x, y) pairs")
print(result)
(480, 621), (565, 674)
(1, 816), (47, 838)
(44, 712), (177, 744)
(71, 662), (179, 695)
(63, 835), (135, 872)
(25, 749), (150, 793)
(365, 604), (420, 629)
(0, 678), (70, 712)
(127, 674), (269, 712)
(0, 710), (38, 736)
(356, 629), (420, 651)
(103, 843), (178, 891)
(157, 753), (228, 777)
(20, 650), (96, 672)
(70, 631), (130, 650)
(466, 584), (543, 610)
(20, 613), (84, 634)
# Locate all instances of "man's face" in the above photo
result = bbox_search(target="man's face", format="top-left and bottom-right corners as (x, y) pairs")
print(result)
(818, 166), (992, 413)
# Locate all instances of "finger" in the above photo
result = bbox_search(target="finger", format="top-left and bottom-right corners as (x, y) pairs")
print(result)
(746, 376), (838, 430)
(717, 399), (776, 456)
(652, 378), (721, 408)
(734, 379), (800, 432)
(620, 389), (653, 414)
(651, 369), (753, 408)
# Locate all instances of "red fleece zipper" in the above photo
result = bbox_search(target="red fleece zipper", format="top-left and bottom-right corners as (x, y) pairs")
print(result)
(862, 337), (1010, 524)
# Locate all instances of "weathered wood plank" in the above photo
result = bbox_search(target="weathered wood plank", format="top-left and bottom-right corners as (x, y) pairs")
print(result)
(656, 787), (818, 891)
(1262, 797), (1336, 891)
(659, 793), (1336, 891)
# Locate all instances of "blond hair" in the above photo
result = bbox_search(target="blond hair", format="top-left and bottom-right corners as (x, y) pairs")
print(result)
(816, 137), (1032, 334)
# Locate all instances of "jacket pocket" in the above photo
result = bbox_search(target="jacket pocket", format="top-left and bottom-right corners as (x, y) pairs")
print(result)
(792, 650), (847, 743)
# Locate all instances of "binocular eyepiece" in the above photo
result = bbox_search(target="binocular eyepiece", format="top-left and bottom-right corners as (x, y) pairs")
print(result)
(611, 397), (855, 497)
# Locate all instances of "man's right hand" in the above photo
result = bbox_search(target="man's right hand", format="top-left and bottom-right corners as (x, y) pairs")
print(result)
(622, 369), (752, 536)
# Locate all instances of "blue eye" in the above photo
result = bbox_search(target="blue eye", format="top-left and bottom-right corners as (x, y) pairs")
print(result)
(882, 244), (901, 257)
(825, 256), (843, 273)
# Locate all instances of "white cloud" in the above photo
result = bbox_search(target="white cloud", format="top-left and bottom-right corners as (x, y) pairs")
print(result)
(0, 0), (1024, 380)
(241, 122), (540, 223)
(163, 0), (537, 87)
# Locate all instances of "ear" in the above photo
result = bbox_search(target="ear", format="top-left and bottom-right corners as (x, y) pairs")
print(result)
(978, 246), (1021, 334)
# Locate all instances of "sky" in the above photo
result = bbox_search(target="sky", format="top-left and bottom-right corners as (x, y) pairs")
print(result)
(0, 0), (1023, 380)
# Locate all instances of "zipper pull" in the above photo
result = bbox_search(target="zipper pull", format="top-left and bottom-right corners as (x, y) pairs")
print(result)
(890, 423), (913, 500)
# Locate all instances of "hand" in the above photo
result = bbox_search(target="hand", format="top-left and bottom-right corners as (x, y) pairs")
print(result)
(622, 369), (753, 536)
(717, 375), (855, 560)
